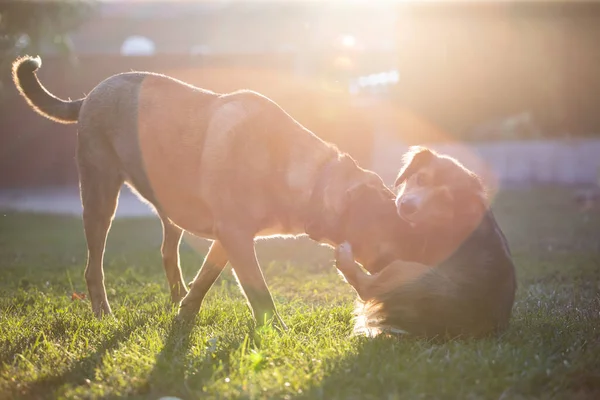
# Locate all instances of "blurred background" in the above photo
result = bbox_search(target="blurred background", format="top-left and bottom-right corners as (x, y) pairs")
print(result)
(1, 0), (600, 214)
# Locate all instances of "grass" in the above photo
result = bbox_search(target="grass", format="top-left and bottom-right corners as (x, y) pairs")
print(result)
(1, 186), (600, 400)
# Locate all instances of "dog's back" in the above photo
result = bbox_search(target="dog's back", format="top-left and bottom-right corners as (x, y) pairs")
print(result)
(15, 58), (336, 234)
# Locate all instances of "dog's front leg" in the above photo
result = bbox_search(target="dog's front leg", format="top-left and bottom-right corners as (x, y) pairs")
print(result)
(218, 228), (287, 331)
(178, 240), (229, 321)
(335, 242), (376, 301)
(337, 243), (435, 304)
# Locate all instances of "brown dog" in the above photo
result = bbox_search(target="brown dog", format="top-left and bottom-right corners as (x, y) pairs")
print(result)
(12, 56), (410, 329)
(335, 147), (517, 338)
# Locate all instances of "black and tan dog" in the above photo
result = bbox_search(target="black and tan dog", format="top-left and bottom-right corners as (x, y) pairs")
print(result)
(12, 56), (411, 329)
(335, 147), (517, 338)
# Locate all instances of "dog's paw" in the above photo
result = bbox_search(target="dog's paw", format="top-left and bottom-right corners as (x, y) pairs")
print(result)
(337, 241), (353, 255)
(170, 286), (189, 305)
(91, 298), (113, 319)
(176, 297), (201, 322)
(335, 241), (354, 264)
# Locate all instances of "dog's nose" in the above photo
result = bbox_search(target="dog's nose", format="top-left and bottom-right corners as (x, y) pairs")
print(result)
(399, 197), (418, 216)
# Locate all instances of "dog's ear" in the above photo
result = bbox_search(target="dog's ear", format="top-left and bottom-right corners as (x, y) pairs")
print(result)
(345, 175), (391, 202)
(465, 180), (490, 216)
(344, 181), (368, 204)
(345, 179), (395, 211)
(394, 146), (435, 188)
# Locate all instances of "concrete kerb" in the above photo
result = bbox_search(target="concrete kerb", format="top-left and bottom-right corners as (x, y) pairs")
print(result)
(0, 185), (154, 218)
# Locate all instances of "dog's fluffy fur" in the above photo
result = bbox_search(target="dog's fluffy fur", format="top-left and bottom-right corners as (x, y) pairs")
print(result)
(12, 56), (413, 328)
(335, 147), (517, 339)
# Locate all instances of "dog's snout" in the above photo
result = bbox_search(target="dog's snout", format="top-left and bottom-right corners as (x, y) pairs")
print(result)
(399, 197), (418, 216)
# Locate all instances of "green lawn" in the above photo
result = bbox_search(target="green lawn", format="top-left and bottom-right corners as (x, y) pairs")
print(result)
(1, 187), (599, 400)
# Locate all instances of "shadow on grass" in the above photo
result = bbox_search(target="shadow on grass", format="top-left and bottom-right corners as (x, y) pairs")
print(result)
(140, 318), (197, 399)
(289, 317), (600, 400)
(16, 314), (152, 400)
(288, 334), (456, 400)
(104, 315), (248, 400)
(0, 318), (79, 367)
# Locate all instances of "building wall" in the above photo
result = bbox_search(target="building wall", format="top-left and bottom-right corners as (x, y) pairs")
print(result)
(371, 133), (600, 189)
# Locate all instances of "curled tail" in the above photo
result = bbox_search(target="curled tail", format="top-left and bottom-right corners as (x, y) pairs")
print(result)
(12, 56), (83, 124)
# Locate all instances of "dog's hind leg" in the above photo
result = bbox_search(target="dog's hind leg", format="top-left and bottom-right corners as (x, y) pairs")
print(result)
(79, 155), (123, 318)
(218, 228), (286, 330)
(177, 240), (229, 321)
(159, 216), (188, 303)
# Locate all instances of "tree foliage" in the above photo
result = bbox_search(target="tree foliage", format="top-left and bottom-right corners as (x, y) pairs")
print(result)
(0, 0), (97, 92)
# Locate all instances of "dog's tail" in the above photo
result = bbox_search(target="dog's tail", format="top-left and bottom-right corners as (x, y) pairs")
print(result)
(12, 56), (83, 124)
